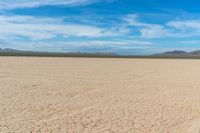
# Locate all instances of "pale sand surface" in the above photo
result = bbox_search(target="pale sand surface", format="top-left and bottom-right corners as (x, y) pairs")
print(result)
(1, 57), (200, 133)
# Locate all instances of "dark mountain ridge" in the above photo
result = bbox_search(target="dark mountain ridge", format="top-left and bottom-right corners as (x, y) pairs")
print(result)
(155, 50), (200, 56)
(0, 48), (118, 57)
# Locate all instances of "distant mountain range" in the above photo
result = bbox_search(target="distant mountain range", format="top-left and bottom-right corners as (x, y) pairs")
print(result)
(0, 48), (22, 52)
(154, 50), (200, 57)
(0, 48), (119, 57)
(2, 48), (200, 58)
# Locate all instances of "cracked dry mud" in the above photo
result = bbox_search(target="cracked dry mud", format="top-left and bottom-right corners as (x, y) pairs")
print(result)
(1, 57), (200, 133)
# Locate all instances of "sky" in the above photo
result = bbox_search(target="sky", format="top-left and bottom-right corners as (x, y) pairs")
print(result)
(1, 0), (200, 55)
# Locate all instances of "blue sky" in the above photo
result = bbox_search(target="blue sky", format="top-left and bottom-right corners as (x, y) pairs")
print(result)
(1, 0), (200, 55)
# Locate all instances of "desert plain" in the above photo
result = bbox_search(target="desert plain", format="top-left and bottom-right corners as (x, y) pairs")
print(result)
(1, 57), (200, 133)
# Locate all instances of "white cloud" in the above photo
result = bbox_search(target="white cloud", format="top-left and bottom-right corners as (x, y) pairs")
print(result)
(0, 0), (98, 9)
(140, 25), (170, 38)
(124, 14), (152, 27)
(0, 15), (127, 40)
(124, 14), (200, 39)
(167, 20), (200, 30)
(2, 14), (200, 42)
(0, 38), (153, 53)
(166, 20), (200, 37)
(124, 14), (170, 38)
(75, 40), (152, 47)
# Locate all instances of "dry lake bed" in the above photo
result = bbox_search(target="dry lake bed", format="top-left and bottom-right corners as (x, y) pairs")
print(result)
(1, 57), (200, 133)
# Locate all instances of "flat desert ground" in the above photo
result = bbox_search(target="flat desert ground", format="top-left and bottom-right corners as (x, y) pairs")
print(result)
(1, 57), (200, 133)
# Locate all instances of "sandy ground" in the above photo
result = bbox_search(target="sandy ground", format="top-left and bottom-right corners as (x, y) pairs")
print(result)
(1, 57), (200, 133)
